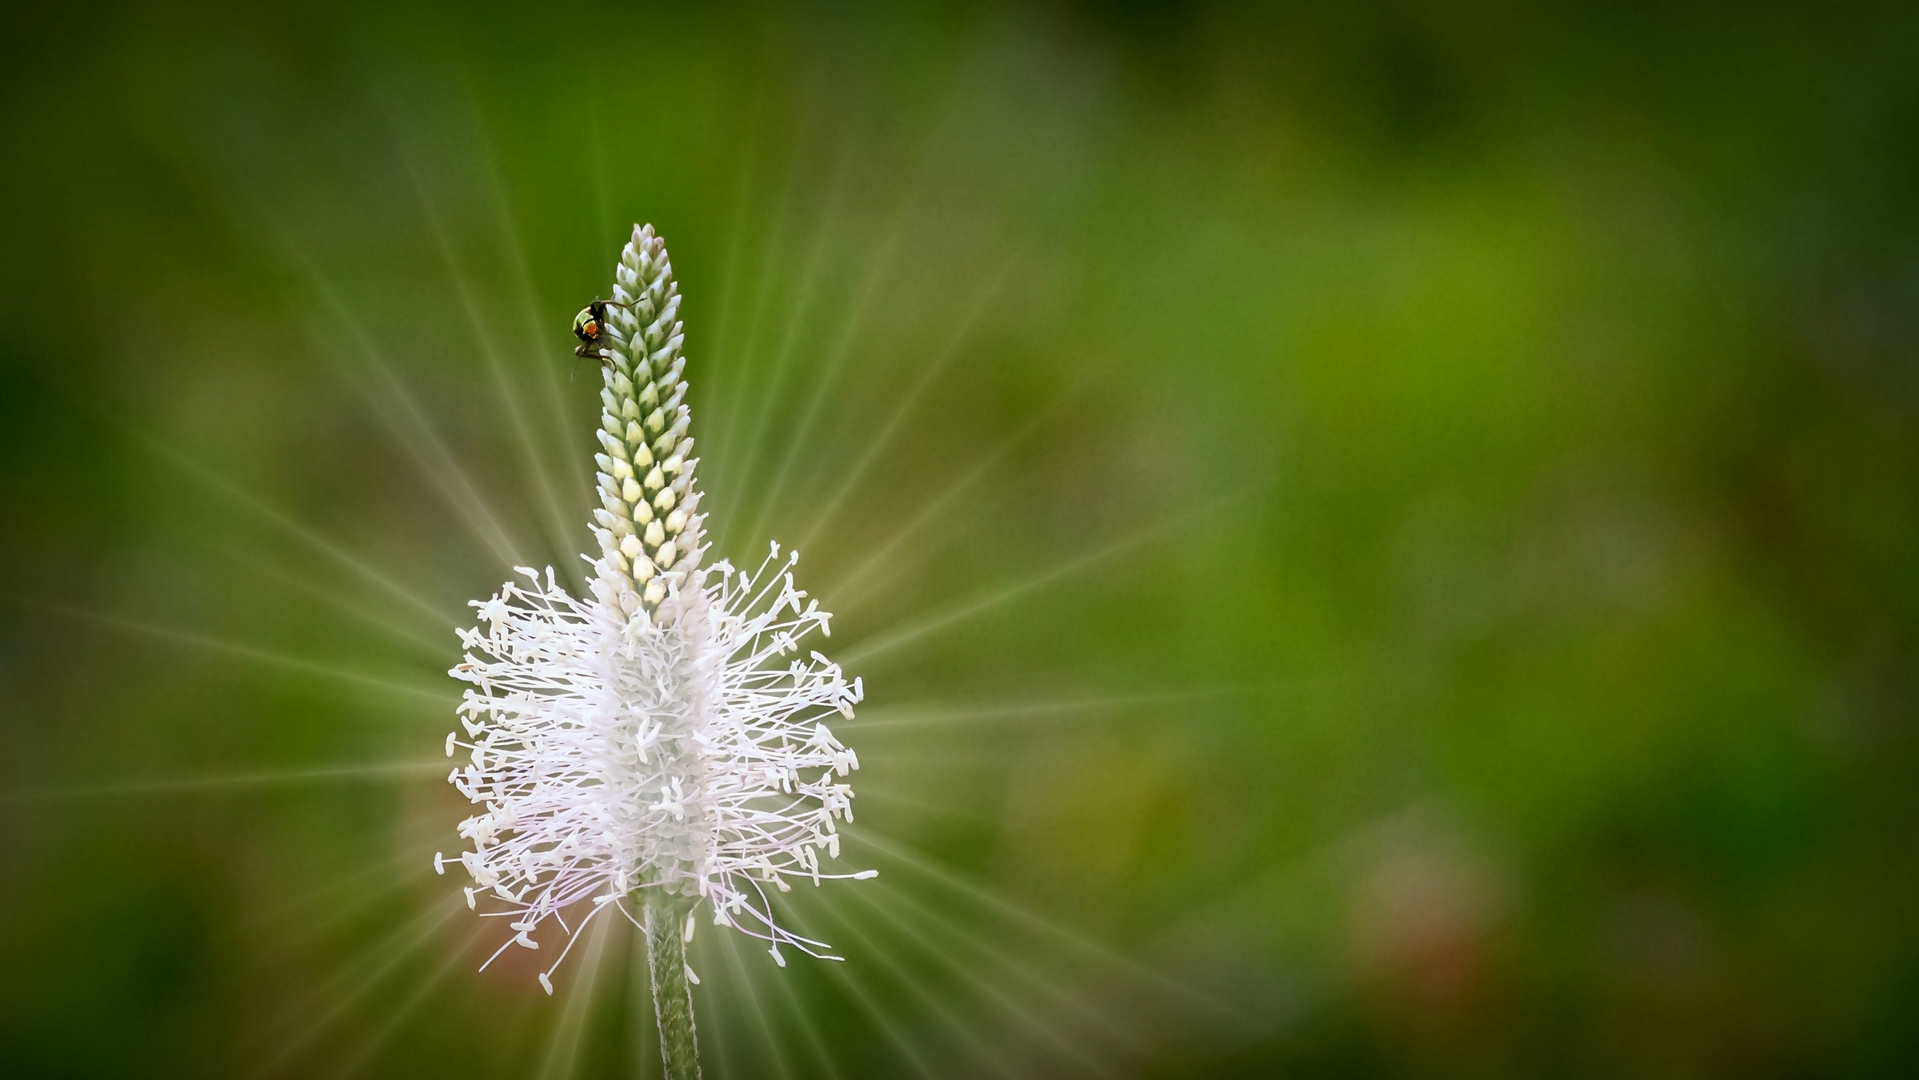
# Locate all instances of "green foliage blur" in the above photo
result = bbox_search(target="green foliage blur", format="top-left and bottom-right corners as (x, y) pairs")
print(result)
(3, 1), (1918, 1076)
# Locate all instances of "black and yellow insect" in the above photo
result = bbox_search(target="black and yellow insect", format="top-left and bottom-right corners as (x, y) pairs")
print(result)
(572, 298), (633, 360)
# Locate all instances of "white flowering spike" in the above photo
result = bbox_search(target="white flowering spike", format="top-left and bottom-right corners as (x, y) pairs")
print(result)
(444, 225), (869, 1074)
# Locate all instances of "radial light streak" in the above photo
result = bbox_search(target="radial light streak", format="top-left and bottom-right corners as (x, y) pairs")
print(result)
(864, 880), (1140, 1058)
(735, 159), (929, 554)
(757, 937), (851, 1080)
(691, 928), (740, 1080)
(535, 913), (616, 1080)
(221, 181), (537, 573)
(853, 787), (995, 827)
(276, 232), (531, 570)
(393, 126), (576, 563)
(732, 90), (976, 557)
(475, 128), (594, 513)
(846, 828), (1230, 1019)
(130, 429), (452, 629)
(799, 889), (1019, 1079)
(791, 262), (1018, 556)
(254, 892), (468, 1076)
(698, 96), (768, 473)
(835, 684), (1252, 731)
(4, 759), (446, 803)
(19, 599), (452, 705)
(708, 180), (793, 483)
(779, 901), (942, 1080)
(708, 97), (832, 486)
(224, 544), (451, 659)
(346, 352), (530, 569)
(837, 494), (1242, 668)
(835, 744), (1010, 769)
(327, 919), (492, 1080)
(844, 885), (1117, 1077)
(825, 386), (1080, 606)
(256, 837), (448, 945)
(714, 927), (799, 1080)
(715, 182), (849, 555)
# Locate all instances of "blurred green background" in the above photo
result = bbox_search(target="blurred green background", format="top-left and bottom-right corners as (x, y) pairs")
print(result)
(4, 1), (1918, 1076)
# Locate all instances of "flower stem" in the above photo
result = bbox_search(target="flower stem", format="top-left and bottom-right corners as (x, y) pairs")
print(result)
(642, 887), (701, 1079)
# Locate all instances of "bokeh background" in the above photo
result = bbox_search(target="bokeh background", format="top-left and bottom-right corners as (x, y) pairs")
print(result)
(4, 2), (1918, 1076)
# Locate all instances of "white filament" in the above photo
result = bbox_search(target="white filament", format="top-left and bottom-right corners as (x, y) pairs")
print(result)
(445, 543), (868, 988)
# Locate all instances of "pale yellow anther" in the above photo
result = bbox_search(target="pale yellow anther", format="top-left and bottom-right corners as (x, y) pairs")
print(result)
(625, 420), (645, 445)
(623, 400), (641, 421)
(657, 540), (678, 570)
(663, 455), (684, 475)
(620, 535), (643, 559)
(632, 500), (654, 525)
(645, 408), (666, 434)
(612, 459), (634, 481)
(643, 579), (666, 606)
(644, 465), (665, 491)
(621, 477), (643, 503)
(644, 520), (665, 546)
(633, 556), (656, 582)
(653, 487), (676, 512)
(665, 509), (687, 534)
(632, 442), (654, 469)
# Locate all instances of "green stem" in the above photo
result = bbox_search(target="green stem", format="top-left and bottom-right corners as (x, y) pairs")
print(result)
(642, 887), (701, 1080)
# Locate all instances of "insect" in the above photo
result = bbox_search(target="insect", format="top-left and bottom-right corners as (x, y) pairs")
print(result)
(572, 298), (634, 360)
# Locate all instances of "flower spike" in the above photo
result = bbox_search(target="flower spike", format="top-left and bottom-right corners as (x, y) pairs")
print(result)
(444, 225), (870, 1076)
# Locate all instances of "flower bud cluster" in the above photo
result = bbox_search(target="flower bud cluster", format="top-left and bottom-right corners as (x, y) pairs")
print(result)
(588, 224), (704, 617)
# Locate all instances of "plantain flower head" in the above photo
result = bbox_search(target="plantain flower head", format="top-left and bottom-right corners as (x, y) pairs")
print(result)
(440, 225), (871, 994)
